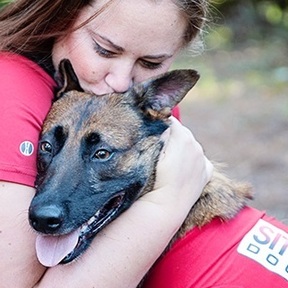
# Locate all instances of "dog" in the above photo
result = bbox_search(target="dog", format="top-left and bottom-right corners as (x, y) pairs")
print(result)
(28, 59), (252, 268)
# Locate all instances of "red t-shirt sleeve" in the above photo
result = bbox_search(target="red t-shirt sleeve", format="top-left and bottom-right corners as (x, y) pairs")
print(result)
(0, 53), (56, 187)
(172, 106), (180, 121)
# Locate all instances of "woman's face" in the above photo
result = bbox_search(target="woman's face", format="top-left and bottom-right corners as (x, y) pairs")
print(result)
(52, 0), (186, 95)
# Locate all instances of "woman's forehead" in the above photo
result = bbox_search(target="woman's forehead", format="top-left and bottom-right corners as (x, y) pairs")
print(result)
(81, 0), (186, 53)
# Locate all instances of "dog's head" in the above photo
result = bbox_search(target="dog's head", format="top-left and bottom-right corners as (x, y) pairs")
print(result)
(29, 59), (199, 266)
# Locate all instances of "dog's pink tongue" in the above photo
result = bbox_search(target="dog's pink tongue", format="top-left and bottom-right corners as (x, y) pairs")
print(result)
(36, 230), (79, 267)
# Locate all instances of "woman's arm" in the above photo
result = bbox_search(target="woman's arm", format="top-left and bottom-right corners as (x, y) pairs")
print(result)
(34, 118), (212, 288)
(0, 181), (47, 287)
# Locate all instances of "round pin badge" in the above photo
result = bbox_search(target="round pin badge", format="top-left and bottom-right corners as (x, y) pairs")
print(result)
(19, 141), (34, 156)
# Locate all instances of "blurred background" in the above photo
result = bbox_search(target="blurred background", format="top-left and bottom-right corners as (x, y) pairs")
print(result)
(172, 0), (288, 222)
(1, 0), (287, 221)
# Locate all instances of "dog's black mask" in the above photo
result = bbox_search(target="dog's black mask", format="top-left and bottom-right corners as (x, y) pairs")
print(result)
(28, 59), (199, 266)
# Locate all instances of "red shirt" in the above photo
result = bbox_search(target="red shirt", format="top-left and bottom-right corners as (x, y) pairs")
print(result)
(143, 206), (288, 287)
(0, 52), (56, 186)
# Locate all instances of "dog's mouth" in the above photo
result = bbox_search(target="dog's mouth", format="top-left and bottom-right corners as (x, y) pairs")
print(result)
(36, 193), (126, 267)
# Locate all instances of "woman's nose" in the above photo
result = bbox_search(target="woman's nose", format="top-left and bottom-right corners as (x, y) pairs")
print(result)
(105, 64), (134, 93)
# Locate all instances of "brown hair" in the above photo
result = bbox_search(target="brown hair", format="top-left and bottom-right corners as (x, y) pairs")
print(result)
(173, 0), (208, 47)
(0, 0), (208, 58)
(0, 0), (93, 54)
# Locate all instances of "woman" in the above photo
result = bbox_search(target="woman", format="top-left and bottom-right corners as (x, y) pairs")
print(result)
(0, 0), (212, 287)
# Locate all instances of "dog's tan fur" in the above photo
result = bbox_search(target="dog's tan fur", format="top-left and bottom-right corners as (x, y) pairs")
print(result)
(175, 170), (252, 240)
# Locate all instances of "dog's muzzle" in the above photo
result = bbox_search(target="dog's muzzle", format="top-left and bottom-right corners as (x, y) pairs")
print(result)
(29, 192), (126, 267)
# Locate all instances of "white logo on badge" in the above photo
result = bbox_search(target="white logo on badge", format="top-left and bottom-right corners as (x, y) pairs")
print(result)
(237, 219), (288, 281)
(19, 141), (34, 156)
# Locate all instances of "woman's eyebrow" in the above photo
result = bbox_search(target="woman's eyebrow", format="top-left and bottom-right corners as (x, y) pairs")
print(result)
(94, 33), (173, 60)
(142, 54), (173, 60)
(95, 33), (124, 52)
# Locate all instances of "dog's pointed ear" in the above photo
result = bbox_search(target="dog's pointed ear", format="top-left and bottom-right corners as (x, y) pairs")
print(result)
(55, 59), (84, 100)
(132, 69), (199, 120)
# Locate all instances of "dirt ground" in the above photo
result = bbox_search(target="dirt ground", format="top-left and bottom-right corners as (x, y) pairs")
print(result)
(176, 42), (288, 223)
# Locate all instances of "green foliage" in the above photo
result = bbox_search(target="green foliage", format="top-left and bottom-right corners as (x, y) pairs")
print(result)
(209, 0), (288, 46)
(0, 0), (11, 8)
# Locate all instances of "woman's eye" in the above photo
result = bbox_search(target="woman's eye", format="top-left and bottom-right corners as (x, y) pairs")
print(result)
(40, 141), (53, 153)
(93, 41), (115, 58)
(93, 149), (112, 161)
(140, 60), (163, 70)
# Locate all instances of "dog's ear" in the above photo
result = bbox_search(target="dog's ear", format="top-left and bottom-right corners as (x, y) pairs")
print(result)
(55, 59), (84, 100)
(132, 69), (199, 120)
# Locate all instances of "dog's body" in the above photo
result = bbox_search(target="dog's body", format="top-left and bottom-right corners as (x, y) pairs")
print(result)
(29, 60), (252, 268)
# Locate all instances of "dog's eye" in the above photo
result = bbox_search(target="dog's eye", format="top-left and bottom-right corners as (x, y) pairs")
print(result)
(93, 149), (112, 161)
(40, 141), (53, 154)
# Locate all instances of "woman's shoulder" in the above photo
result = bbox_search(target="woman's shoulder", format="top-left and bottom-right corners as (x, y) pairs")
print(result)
(0, 52), (56, 187)
(0, 51), (56, 106)
(0, 51), (55, 87)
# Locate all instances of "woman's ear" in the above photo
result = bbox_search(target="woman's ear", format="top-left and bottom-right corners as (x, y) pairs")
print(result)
(55, 59), (84, 100)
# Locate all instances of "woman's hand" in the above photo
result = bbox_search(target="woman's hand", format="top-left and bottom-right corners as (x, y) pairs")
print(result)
(142, 116), (213, 221)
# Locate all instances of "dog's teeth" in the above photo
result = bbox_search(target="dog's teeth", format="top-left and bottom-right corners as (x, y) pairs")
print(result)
(95, 210), (100, 217)
(81, 224), (88, 233)
(80, 211), (101, 234)
(87, 215), (97, 225)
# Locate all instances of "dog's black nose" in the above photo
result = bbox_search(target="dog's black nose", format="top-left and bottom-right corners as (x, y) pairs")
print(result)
(29, 205), (63, 234)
